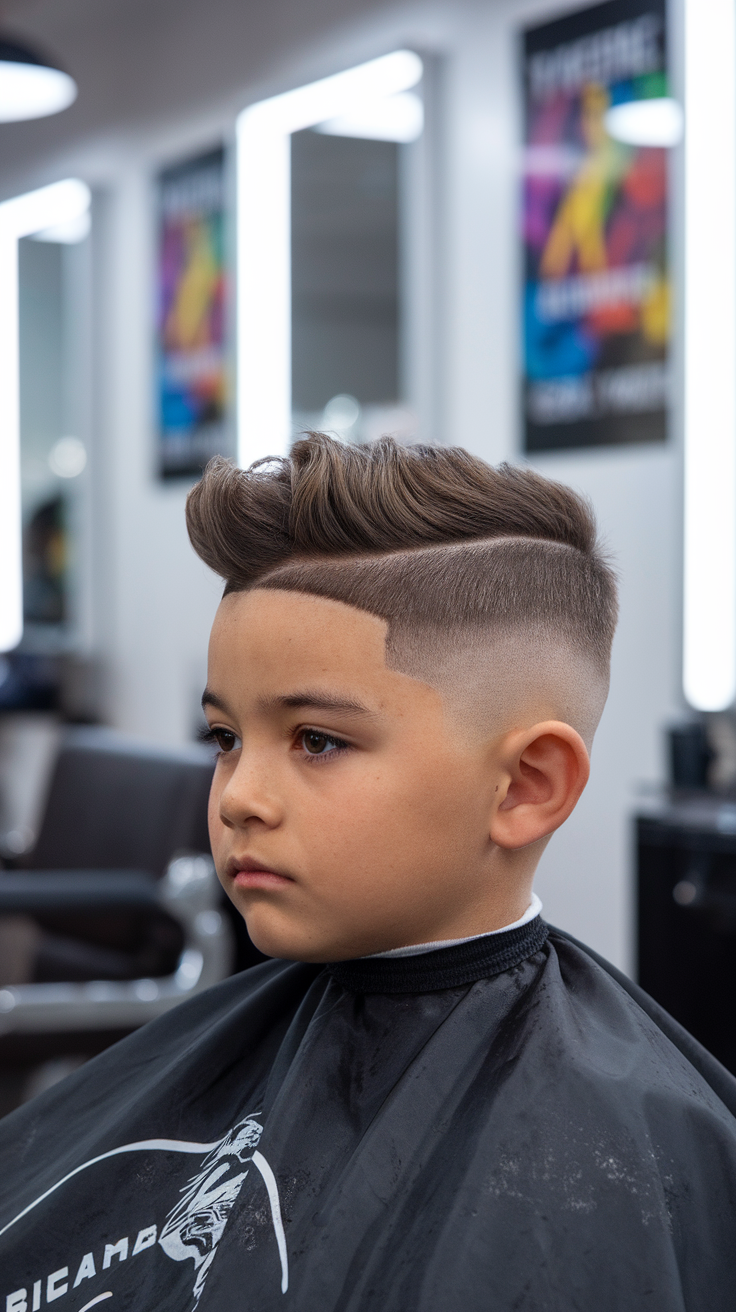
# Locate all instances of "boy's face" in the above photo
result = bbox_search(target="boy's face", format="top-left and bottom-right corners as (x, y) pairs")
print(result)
(204, 588), (529, 961)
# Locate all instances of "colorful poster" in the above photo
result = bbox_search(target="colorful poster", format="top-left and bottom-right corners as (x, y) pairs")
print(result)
(522, 0), (669, 452)
(157, 147), (229, 478)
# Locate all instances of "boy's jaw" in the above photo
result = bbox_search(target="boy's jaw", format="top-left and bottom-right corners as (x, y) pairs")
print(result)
(205, 588), (585, 962)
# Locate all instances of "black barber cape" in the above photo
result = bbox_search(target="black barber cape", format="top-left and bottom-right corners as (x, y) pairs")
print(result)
(3, 918), (736, 1311)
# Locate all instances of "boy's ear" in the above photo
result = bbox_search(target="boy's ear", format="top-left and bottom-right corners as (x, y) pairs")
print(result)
(489, 721), (590, 850)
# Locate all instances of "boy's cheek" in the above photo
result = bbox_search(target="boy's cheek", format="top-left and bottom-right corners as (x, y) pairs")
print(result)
(205, 747), (477, 878)
(207, 789), (224, 843)
(207, 785), (233, 871)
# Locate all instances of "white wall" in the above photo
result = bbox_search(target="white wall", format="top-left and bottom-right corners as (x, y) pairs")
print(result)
(1, 0), (686, 969)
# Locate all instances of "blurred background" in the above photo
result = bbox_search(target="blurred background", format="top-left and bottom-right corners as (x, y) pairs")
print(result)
(3, 0), (736, 1104)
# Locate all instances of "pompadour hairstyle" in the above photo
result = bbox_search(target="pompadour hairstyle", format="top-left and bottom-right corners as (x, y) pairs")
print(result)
(186, 434), (618, 677)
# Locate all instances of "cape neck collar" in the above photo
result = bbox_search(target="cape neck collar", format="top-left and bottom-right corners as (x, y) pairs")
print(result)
(325, 914), (549, 994)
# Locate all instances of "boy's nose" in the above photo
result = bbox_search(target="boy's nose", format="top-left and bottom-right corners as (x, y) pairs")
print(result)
(216, 755), (284, 831)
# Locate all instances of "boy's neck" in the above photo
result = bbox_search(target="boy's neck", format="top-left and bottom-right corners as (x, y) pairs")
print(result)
(365, 893), (543, 959)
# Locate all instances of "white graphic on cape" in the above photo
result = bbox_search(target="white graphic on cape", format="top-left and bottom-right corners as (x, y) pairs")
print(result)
(0, 1119), (289, 1304)
(158, 1115), (289, 1302)
(0, 1139), (220, 1241)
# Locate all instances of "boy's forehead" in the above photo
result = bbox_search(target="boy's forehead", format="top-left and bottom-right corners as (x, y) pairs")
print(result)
(209, 587), (393, 692)
(206, 588), (452, 725)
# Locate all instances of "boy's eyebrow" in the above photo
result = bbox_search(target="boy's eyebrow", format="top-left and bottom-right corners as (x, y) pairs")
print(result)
(201, 688), (232, 714)
(262, 691), (375, 718)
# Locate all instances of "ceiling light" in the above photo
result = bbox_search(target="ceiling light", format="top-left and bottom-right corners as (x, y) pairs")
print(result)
(605, 97), (683, 148)
(0, 38), (76, 122)
(316, 91), (423, 143)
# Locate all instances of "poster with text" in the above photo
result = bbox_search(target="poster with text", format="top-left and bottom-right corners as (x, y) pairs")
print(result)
(157, 147), (229, 478)
(522, 0), (669, 452)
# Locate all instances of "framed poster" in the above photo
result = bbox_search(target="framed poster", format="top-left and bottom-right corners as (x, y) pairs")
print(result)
(157, 146), (229, 478)
(522, 0), (669, 452)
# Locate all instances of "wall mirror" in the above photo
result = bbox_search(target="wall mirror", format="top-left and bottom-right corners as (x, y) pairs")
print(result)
(0, 181), (92, 694)
(236, 50), (440, 465)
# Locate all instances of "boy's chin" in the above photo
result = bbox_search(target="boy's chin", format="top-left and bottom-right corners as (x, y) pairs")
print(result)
(243, 910), (368, 964)
(244, 913), (328, 963)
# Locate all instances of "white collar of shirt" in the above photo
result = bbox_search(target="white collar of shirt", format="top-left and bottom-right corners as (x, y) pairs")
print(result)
(364, 892), (544, 959)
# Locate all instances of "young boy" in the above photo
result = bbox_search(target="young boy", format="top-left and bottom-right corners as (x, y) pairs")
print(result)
(2, 434), (736, 1310)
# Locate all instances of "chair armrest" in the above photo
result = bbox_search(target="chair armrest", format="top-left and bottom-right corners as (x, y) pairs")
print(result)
(0, 870), (159, 912)
(0, 855), (234, 1034)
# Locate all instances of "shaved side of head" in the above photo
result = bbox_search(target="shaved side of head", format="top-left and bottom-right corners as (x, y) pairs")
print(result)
(257, 535), (611, 747)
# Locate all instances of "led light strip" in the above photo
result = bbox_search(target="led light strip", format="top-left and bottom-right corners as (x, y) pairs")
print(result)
(0, 179), (90, 653)
(683, 0), (736, 711)
(235, 49), (423, 468)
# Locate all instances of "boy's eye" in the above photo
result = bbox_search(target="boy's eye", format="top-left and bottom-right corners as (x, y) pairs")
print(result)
(212, 728), (238, 752)
(301, 730), (342, 755)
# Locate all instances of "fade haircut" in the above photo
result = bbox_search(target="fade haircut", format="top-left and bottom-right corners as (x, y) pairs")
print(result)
(186, 434), (618, 689)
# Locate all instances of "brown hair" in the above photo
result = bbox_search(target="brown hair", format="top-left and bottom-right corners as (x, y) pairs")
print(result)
(186, 434), (617, 676)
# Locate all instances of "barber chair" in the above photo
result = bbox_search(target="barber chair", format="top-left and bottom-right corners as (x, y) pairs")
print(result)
(0, 726), (264, 1110)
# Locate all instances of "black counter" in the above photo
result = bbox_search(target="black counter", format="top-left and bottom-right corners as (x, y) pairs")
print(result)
(638, 793), (736, 1074)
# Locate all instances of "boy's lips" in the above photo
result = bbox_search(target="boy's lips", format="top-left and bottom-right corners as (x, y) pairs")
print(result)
(226, 857), (295, 890)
